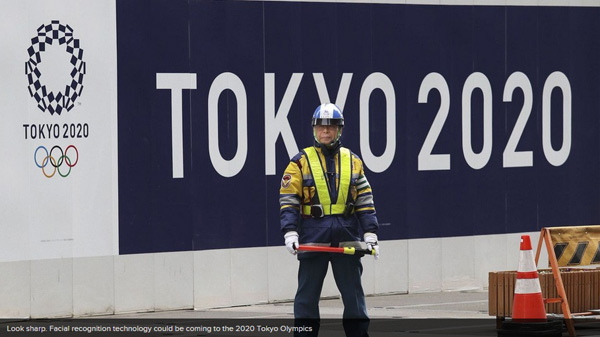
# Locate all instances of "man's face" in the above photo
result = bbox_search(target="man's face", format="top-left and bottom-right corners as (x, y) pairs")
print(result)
(314, 125), (341, 146)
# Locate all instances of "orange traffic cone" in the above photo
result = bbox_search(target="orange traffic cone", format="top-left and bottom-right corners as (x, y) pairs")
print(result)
(512, 235), (547, 322)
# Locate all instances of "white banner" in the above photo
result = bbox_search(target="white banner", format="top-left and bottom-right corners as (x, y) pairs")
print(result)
(0, 0), (118, 262)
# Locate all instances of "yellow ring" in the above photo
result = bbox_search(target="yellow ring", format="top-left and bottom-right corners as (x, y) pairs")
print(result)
(42, 156), (57, 178)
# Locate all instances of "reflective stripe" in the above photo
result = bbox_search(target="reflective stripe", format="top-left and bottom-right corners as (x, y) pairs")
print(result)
(356, 176), (369, 190)
(515, 278), (542, 294)
(303, 146), (351, 215)
(354, 193), (374, 207)
(518, 250), (538, 272)
(337, 148), (351, 209)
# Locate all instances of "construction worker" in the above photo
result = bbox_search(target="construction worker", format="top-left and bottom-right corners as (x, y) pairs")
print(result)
(279, 103), (380, 337)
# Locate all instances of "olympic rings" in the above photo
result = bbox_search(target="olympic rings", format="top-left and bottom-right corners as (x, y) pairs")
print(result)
(34, 145), (78, 178)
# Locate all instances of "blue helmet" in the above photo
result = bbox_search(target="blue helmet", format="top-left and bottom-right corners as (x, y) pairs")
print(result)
(312, 103), (344, 127)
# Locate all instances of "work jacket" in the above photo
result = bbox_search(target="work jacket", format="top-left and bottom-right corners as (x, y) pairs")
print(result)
(279, 143), (379, 258)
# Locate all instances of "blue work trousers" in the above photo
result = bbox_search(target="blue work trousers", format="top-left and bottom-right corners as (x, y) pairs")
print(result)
(294, 253), (369, 337)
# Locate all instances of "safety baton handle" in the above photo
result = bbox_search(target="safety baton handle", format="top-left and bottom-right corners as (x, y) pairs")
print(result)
(296, 245), (375, 256)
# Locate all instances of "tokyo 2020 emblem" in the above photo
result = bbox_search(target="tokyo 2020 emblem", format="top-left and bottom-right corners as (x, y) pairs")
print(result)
(25, 20), (86, 115)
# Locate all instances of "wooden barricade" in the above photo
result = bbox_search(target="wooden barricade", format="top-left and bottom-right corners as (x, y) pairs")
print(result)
(489, 225), (600, 337)
(489, 269), (600, 316)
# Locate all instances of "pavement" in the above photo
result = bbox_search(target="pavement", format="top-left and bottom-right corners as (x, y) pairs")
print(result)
(3, 291), (600, 336)
(111, 290), (491, 320)
(100, 290), (600, 336)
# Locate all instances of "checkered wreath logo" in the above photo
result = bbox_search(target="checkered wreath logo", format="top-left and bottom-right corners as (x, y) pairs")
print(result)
(25, 20), (86, 115)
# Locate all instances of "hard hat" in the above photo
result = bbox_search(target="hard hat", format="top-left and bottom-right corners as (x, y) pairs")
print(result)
(311, 103), (344, 127)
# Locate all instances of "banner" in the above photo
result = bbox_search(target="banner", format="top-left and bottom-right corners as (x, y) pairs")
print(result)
(0, 0), (118, 262)
(2, 1), (598, 259)
(116, 2), (600, 254)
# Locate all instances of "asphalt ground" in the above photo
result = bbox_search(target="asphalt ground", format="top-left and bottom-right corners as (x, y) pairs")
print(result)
(104, 290), (600, 336)
(3, 291), (599, 336)
(112, 290), (491, 320)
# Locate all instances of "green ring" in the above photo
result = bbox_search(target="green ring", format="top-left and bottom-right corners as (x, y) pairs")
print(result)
(57, 155), (72, 177)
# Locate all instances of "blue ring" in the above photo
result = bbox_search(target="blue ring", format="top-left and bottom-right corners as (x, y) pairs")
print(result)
(34, 146), (48, 168)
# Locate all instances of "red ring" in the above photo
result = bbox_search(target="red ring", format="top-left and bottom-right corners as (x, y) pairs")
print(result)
(65, 145), (78, 167)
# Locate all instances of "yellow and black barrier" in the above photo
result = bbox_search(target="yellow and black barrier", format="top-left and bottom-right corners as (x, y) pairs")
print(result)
(547, 226), (600, 267)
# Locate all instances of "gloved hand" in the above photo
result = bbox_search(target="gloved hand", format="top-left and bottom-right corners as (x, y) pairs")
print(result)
(364, 232), (379, 260)
(284, 231), (299, 255)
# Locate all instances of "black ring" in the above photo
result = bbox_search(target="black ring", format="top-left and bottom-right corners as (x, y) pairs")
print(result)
(49, 145), (64, 167)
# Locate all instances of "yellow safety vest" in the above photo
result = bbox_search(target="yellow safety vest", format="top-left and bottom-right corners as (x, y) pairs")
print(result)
(302, 146), (352, 216)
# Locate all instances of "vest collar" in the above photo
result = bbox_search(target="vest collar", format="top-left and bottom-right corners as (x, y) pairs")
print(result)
(314, 141), (342, 157)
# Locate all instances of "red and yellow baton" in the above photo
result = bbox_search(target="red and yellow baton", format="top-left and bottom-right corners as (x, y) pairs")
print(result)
(296, 245), (375, 256)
